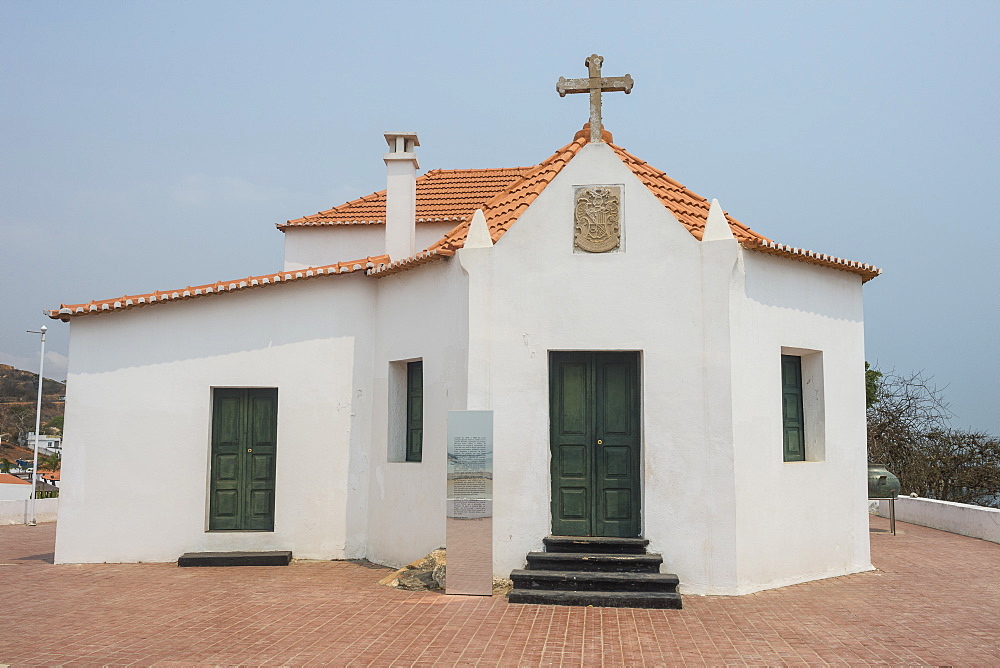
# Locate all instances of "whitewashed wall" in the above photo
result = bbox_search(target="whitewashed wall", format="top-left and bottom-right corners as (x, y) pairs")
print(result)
(283, 222), (457, 270)
(55, 275), (377, 563)
(878, 497), (1000, 543)
(727, 252), (872, 594)
(0, 482), (33, 501)
(0, 497), (58, 524)
(475, 143), (737, 590)
(364, 259), (470, 568)
(469, 142), (871, 594)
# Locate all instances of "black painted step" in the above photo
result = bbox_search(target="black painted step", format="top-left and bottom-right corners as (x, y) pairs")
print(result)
(507, 589), (682, 610)
(177, 550), (292, 567)
(525, 551), (662, 573)
(543, 536), (649, 554)
(510, 569), (679, 593)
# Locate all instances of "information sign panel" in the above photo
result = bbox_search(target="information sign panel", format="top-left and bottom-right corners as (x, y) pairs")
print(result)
(446, 410), (493, 596)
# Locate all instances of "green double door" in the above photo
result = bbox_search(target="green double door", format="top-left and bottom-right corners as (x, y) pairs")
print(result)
(550, 352), (641, 538)
(209, 388), (278, 531)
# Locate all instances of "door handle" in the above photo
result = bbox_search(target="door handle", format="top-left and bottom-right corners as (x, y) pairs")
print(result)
(597, 439), (603, 445)
(247, 448), (253, 453)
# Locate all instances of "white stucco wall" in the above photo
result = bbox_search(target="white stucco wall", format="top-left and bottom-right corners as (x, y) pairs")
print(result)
(364, 259), (470, 568)
(464, 142), (870, 595)
(0, 497), (58, 524)
(55, 275), (377, 563)
(283, 222), (457, 270)
(471, 144), (740, 591)
(0, 481), (33, 501)
(727, 252), (872, 594)
(878, 497), (1000, 543)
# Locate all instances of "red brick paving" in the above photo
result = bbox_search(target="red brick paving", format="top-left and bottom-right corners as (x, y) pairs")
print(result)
(1, 517), (997, 666)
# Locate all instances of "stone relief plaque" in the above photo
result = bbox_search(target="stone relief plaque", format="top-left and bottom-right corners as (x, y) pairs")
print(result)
(574, 185), (622, 253)
(446, 410), (493, 596)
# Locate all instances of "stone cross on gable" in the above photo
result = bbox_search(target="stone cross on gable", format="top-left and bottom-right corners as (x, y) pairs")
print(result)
(557, 54), (634, 143)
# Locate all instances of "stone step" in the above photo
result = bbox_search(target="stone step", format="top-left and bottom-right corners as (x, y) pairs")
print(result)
(510, 569), (679, 593)
(524, 551), (662, 573)
(177, 551), (292, 567)
(543, 535), (649, 554)
(507, 589), (682, 609)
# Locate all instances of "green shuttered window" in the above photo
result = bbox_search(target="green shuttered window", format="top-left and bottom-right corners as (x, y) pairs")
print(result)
(405, 361), (423, 462)
(781, 355), (806, 462)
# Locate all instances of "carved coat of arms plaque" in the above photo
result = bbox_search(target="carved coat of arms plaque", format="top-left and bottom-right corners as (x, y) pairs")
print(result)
(574, 186), (621, 253)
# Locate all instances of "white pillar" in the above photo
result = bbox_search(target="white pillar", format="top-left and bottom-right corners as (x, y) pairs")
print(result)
(28, 325), (47, 526)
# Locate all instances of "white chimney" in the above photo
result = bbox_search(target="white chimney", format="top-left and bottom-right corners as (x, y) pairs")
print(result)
(383, 132), (420, 261)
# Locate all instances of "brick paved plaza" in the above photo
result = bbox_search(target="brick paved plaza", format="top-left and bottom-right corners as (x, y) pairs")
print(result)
(1, 516), (997, 666)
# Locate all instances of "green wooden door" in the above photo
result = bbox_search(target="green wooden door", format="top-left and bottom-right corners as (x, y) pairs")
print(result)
(550, 352), (641, 537)
(209, 388), (278, 531)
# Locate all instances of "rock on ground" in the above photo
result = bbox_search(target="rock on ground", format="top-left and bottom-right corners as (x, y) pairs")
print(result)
(377, 548), (446, 591)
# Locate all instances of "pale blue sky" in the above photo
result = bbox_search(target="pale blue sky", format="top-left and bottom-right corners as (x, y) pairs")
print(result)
(1, 1), (997, 433)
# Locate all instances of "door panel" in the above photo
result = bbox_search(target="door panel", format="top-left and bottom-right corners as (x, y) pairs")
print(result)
(559, 488), (589, 519)
(603, 446), (631, 477)
(560, 363), (589, 434)
(214, 489), (239, 520)
(209, 388), (278, 531)
(603, 489), (632, 520)
(551, 352), (640, 538)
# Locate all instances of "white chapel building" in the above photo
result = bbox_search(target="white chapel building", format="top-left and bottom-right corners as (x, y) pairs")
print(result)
(50, 62), (880, 595)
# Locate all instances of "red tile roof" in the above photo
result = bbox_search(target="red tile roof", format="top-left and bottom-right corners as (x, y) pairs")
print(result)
(367, 249), (456, 278)
(49, 124), (879, 318)
(0, 473), (30, 485)
(608, 143), (765, 245)
(424, 124), (878, 281)
(280, 167), (535, 229)
(429, 132), (591, 254)
(49, 256), (389, 320)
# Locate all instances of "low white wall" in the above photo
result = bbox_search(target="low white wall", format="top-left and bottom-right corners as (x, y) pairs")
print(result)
(878, 497), (1000, 544)
(0, 498), (59, 525)
(0, 483), (33, 501)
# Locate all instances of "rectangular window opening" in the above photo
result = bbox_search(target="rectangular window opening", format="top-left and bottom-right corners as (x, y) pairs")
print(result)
(388, 359), (423, 463)
(780, 349), (826, 462)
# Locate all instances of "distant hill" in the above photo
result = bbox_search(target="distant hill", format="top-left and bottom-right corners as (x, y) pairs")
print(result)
(0, 364), (65, 403)
(0, 365), (65, 438)
(0, 440), (36, 462)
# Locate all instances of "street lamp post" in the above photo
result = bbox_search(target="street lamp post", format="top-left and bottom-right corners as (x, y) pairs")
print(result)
(26, 325), (47, 526)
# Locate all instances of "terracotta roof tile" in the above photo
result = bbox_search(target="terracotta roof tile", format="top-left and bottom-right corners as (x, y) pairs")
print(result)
(606, 143), (766, 245)
(367, 249), (455, 278)
(0, 473), (30, 485)
(741, 239), (881, 281)
(280, 167), (534, 229)
(428, 134), (590, 253)
(419, 124), (878, 282)
(48, 256), (389, 321)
